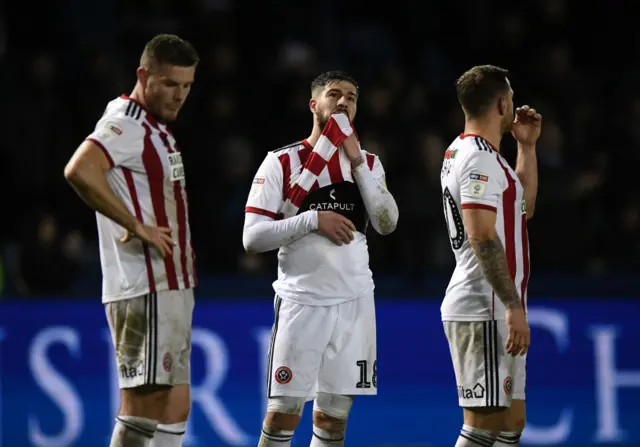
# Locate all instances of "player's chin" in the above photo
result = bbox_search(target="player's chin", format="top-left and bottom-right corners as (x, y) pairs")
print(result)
(162, 110), (180, 122)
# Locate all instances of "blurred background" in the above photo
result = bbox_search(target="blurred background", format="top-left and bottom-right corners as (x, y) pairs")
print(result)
(0, 1), (639, 446)
(2, 0), (640, 298)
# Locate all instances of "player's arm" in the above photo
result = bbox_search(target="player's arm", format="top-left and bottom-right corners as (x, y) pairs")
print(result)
(243, 153), (318, 253)
(243, 212), (318, 253)
(459, 151), (521, 309)
(351, 154), (398, 235)
(64, 140), (140, 235)
(515, 142), (538, 220)
(64, 118), (144, 235)
(463, 209), (521, 309)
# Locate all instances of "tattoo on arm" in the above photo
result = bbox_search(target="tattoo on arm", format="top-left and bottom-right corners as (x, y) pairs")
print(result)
(471, 237), (521, 309)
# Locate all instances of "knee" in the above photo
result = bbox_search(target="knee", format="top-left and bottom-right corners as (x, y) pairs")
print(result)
(512, 417), (526, 433)
(165, 407), (190, 424)
(500, 414), (525, 445)
(263, 397), (305, 431)
(312, 393), (353, 432)
(312, 411), (347, 432)
(162, 385), (191, 423)
(120, 385), (171, 421)
(504, 402), (526, 433)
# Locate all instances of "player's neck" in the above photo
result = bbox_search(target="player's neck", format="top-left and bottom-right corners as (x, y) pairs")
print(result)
(306, 125), (323, 148)
(129, 85), (150, 111)
(463, 120), (502, 152)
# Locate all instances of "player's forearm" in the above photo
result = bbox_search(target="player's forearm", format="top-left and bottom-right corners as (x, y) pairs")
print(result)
(515, 144), (538, 219)
(65, 168), (139, 233)
(470, 236), (521, 309)
(352, 163), (398, 235)
(243, 211), (318, 253)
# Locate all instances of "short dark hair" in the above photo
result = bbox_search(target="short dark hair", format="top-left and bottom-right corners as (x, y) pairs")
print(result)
(141, 34), (199, 69)
(456, 65), (510, 118)
(311, 70), (359, 96)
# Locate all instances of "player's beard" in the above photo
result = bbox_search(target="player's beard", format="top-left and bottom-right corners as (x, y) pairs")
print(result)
(317, 107), (348, 130)
(317, 109), (331, 130)
(501, 114), (513, 133)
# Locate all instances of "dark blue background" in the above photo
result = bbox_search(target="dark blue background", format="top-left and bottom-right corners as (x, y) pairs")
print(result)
(0, 298), (638, 447)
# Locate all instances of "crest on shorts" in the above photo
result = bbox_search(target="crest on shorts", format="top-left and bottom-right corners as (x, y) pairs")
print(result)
(274, 366), (292, 384)
(163, 352), (173, 372)
(504, 376), (513, 396)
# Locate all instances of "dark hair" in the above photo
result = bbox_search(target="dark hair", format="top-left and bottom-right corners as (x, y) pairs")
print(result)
(141, 34), (199, 69)
(456, 65), (510, 118)
(311, 70), (359, 95)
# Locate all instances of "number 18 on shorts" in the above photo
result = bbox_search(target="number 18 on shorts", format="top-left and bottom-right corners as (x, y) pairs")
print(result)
(267, 295), (378, 398)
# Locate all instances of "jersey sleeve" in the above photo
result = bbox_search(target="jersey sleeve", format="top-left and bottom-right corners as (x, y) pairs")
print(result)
(245, 152), (284, 219)
(364, 152), (387, 187)
(86, 116), (144, 169)
(370, 155), (387, 187)
(458, 150), (504, 212)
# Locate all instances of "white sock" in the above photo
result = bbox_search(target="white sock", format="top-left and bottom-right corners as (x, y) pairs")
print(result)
(494, 431), (521, 446)
(110, 415), (157, 447)
(455, 424), (497, 447)
(309, 426), (345, 446)
(150, 422), (186, 447)
(258, 425), (294, 446)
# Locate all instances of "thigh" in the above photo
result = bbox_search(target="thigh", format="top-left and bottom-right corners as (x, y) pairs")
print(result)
(318, 295), (377, 396)
(113, 290), (194, 388)
(444, 320), (516, 408)
(268, 296), (335, 398)
(158, 289), (194, 386)
(106, 294), (154, 389)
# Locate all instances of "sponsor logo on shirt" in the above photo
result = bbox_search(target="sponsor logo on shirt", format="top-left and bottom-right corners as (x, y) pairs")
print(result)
(469, 173), (489, 182)
(96, 121), (123, 141)
(168, 153), (185, 182)
(309, 202), (355, 211)
(249, 177), (265, 199)
(107, 123), (122, 136)
(469, 172), (489, 198)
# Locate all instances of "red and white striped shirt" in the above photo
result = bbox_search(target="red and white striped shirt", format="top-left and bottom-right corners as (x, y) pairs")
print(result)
(245, 140), (384, 305)
(440, 134), (530, 321)
(87, 95), (196, 303)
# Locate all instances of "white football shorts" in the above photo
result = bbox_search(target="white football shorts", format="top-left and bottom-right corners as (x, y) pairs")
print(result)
(267, 293), (377, 399)
(105, 289), (194, 389)
(444, 320), (526, 407)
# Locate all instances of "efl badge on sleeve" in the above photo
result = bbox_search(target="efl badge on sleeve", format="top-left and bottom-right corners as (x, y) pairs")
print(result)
(468, 173), (489, 198)
(249, 177), (265, 198)
(96, 121), (123, 141)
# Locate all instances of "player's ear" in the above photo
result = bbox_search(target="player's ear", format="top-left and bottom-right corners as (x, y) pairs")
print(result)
(309, 98), (317, 114)
(136, 67), (148, 88)
(497, 97), (505, 116)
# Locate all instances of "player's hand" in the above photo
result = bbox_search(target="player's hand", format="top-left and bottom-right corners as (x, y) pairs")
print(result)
(505, 307), (530, 356)
(317, 211), (356, 246)
(341, 133), (364, 167)
(121, 222), (174, 257)
(511, 105), (542, 147)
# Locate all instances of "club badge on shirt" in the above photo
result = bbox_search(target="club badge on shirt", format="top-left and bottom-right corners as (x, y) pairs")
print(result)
(168, 153), (185, 181)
